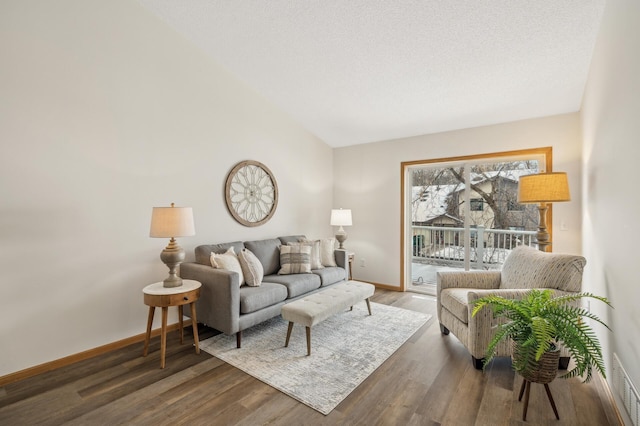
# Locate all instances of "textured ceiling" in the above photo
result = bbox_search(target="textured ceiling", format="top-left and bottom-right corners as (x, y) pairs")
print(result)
(138, 0), (605, 147)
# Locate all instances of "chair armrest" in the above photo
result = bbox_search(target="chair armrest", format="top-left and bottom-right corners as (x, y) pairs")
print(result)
(437, 270), (502, 291)
(179, 262), (241, 335)
(465, 288), (576, 359)
(463, 288), (532, 358)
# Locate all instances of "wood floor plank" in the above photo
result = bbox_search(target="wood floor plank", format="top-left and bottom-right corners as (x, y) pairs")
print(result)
(0, 290), (622, 426)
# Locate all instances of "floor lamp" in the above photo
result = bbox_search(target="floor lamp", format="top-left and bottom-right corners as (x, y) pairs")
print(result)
(517, 172), (570, 252)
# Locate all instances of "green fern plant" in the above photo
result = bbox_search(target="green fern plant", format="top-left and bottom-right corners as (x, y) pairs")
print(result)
(472, 289), (611, 382)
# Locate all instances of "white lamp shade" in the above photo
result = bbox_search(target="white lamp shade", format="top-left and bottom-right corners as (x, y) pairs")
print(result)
(150, 205), (195, 238)
(518, 172), (571, 204)
(330, 209), (352, 227)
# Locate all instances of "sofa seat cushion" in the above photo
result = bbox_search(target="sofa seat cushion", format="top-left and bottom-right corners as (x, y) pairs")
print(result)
(239, 282), (288, 314)
(313, 267), (347, 287)
(440, 288), (472, 324)
(263, 273), (321, 298)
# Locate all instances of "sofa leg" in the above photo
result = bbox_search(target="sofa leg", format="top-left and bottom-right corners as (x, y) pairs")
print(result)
(559, 356), (570, 370)
(439, 323), (450, 335)
(472, 356), (485, 370)
(236, 331), (241, 348)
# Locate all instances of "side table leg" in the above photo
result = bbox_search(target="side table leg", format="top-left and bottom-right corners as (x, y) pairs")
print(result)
(160, 306), (168, 369)
(143, 306), (155, 357)
(178, 305), (184, 344)
(190, 302), (200, 354)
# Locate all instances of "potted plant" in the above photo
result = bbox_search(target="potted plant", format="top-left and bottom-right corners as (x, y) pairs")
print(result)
(471, 289), (611, 383)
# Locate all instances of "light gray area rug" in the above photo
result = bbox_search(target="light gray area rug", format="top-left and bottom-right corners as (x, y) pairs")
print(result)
(200, 302), (431, 415)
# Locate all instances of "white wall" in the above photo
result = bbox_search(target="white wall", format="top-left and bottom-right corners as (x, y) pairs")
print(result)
(581, 0), (640, 405)
(0, 0), (333, 377)
(334, 113), (583, 287)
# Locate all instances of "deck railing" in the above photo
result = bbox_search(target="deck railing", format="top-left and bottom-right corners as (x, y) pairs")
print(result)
(412, 225), (537, 269)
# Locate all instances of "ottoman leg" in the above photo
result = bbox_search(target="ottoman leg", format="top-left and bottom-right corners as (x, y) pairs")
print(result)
(306, 326), (311, 356)
(285, 322), (294, 347)
(365, 298), (372, 315)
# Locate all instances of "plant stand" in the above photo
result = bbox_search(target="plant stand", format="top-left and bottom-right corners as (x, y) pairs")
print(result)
(512, 341), (561, 421)
(518, 378), (560, 421)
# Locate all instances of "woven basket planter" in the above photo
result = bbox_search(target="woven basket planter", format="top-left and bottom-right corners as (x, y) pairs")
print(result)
(511, 340), (559, 384)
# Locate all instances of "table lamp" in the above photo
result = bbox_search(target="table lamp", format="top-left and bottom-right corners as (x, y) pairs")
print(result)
(150, 203), (195, 287)
(517, 172), (570, 252)
(331, 208), (352, 249)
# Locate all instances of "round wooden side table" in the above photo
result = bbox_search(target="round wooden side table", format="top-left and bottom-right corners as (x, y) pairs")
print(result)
(142, 279), (201, 368)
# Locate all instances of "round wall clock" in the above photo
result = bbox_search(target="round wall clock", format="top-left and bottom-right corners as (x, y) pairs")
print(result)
(225, 160), (278, 227)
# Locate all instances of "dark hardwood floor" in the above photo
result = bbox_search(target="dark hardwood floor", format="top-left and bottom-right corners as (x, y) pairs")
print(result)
(0, 290), (622, 425)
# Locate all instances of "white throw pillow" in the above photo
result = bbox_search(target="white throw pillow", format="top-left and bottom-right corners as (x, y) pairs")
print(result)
(289, 240), (324, 270)
(278, 245), (312, 275)
(319, 238), (337, 267)
(237, 248), (264, 287)
(210, 247), (245, 286)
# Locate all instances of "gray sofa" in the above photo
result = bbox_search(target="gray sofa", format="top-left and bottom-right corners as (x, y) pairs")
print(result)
(180, 235), (348, 347)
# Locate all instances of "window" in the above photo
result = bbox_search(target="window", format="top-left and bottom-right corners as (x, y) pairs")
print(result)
(470, 198), (484, 211)
(403, 147), (551, 293)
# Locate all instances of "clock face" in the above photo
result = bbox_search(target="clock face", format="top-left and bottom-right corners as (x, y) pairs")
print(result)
(225, 160), (278, 227)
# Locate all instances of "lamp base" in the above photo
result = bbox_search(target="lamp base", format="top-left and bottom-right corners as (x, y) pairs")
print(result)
(160, 238), (185, 288)
(335, 231), (348, 250)
(536, 203), (551, 252)
(163, 275), (183, 288)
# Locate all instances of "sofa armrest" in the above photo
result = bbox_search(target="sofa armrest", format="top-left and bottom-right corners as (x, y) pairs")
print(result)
(179, 262), (241, 335)
(334, 249), (348, 270)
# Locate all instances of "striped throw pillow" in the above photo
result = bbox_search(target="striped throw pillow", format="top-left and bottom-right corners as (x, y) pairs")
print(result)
(278, 245), (312, 275)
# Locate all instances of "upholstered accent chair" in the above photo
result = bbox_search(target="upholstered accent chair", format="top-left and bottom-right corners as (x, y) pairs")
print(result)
(437, 245), (586, 369)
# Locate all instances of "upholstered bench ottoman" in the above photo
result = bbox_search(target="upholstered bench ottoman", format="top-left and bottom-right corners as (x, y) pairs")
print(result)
(281, 280), (375, 355)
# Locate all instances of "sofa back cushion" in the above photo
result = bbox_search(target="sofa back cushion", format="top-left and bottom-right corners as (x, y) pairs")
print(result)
(195, 241), (245, 265)
(244, 238), (282, 276)
(500, 245), (586, 292)
(278, 235), (307, 245)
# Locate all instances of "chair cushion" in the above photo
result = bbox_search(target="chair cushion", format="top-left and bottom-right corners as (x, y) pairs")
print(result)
(440, 288), (472, 324)
(501, 246), (586, 292)
(263, 273), (321, 298)
(239, 282), (288, 314)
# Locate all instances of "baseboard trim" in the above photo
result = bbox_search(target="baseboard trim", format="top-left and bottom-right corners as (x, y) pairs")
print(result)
(359, 280), (402, 292)
(1, 282), (402, 387)
(0, 320), (190, 387)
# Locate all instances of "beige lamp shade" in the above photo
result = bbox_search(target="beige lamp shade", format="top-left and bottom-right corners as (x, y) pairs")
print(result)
(150, 204), (195, 238)
(330, 209), (352, 227)
(518, 172), (571, 204)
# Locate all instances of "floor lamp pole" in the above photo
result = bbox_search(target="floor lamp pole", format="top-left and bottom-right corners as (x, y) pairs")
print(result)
(536, 202), (550, 252)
